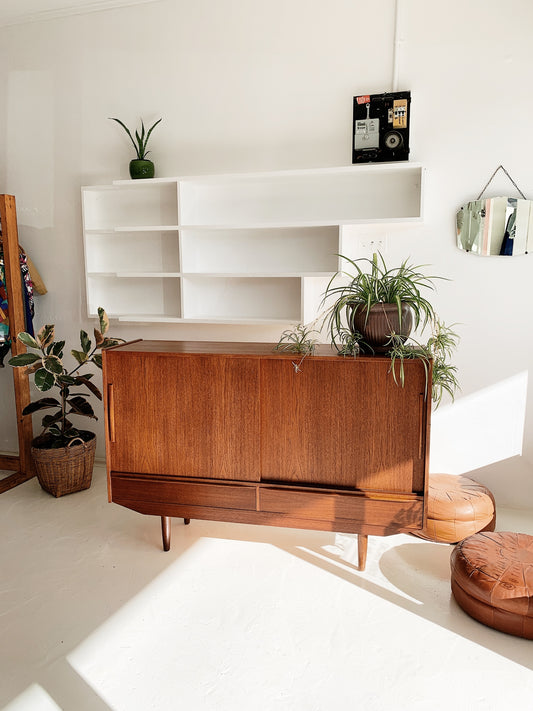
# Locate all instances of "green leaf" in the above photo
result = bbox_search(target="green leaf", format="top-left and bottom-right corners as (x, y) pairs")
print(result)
(37, 324), (55, 348)
(144, 118), (162, 148)
(71, 349), (88, 365)
(98, 307), (109, 336)
(41, 412), (64, 428)
(108, 117), (140, 157)
(94, 328), (104, 347)
(80, 330), (91, 354)
(25, 362), (42, 376)
(34, 368), (56, 391)
(92, 353), (103, 369)
(135, 129), (144, 158)
(21, 397), (61, 415)
(68, 395), (96, 418)
(57, 374), (77, 385)
(75, 375), (103, 400)
(17, 332), (40, 349)
(8, 352), (41, 367)
(108, 117), (160, 160)
(47, 340), (65, 358)
(43, 355), (63, 374)
(101, 337), (124, 349)
(63, 427), (80, 440)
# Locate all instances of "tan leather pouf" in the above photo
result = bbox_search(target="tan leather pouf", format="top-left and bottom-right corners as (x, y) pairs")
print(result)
(414, 473), (496, 544)
(451, 531), (533, 639)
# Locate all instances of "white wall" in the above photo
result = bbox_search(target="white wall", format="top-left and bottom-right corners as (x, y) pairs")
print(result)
(1, 0), (532, 509)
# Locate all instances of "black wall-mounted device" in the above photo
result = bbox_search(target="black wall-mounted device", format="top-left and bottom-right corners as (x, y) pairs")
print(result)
(352, 91), (411, 163)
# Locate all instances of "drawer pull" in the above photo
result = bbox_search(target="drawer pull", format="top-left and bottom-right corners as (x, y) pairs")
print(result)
(419, 394), (424, 459)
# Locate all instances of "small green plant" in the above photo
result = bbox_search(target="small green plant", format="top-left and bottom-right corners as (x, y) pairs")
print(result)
(109, 117), (162, 160)
(332, 328), (362, 357)
(8, 308), (124, 448)
(274, 324), (320, 373)
(274, 324), (319, 355)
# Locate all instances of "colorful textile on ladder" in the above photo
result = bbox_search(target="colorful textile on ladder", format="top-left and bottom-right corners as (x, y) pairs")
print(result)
(0, 241), (35, 365)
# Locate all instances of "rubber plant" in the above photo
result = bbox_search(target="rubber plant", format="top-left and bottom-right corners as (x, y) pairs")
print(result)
(8, 307), (123, 448)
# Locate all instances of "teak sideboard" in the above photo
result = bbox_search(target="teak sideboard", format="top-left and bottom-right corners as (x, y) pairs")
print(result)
(102, 341), (431, 570)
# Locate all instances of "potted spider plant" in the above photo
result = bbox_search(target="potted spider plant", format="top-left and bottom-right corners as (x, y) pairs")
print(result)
(8, 308), (124, 497)
(276, 253), (459, 406)
(109, 116), (162, 179)
(323, 252), (440, 354)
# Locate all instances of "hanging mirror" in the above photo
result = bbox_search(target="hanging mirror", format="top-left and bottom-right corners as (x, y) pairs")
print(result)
(456, 166), (531, 256)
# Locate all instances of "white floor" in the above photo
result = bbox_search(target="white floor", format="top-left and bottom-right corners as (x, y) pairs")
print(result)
(1, 465), (532, 711)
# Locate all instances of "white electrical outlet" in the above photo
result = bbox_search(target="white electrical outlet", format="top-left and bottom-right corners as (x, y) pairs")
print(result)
(357, 235), (387, 253)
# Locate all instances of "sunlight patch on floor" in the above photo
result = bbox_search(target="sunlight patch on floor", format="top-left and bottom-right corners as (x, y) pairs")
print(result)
(2, 684), (62, 711)
(67, 533), (533, 711)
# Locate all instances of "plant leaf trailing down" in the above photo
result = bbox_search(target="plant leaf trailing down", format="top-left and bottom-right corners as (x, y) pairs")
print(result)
(388, 320), (460, 406)
(8, 307), (125, 447)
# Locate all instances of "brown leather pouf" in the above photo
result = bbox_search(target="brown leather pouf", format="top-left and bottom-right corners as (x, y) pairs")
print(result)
(451, 531), (533, 639)
(413, 473), (496, 544)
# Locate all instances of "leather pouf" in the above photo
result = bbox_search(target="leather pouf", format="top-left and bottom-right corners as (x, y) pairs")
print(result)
(451, 531), (533, 639)
(413, 473), (495, 544)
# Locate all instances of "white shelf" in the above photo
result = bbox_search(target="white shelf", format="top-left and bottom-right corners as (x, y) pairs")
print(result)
(82, 164), (424, 325)
(81, 181), (178, 231)
(114, 225), (180, 232)
(180, 225), (339, 275)
(116, 315), (294, 325)
(87, 270), (329, 278)
(86, 274), (181, 319)
(182, 272), (333, 278)
(110, 161), (422, 184)
(181, 276), (302, 322)
(104, 217), (421, 232)
(115, 272), (182, 278)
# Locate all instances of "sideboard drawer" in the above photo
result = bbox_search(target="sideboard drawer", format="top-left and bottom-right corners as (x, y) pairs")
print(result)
(259, 487), (424, 529)
(111, 475), (257, 511)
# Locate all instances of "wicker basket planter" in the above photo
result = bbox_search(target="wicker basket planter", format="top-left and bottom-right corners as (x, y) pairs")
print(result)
(31, 432), (96, 497)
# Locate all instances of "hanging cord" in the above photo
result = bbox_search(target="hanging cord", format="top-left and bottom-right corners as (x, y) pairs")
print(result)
(476, 165), (527, 200)
(391, 0), (401, 92)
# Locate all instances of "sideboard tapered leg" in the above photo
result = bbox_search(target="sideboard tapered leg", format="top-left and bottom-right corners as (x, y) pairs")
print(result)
(358, 534), (368, 571)
(184, 518), (190, 525)
(161, 516), (171, 551)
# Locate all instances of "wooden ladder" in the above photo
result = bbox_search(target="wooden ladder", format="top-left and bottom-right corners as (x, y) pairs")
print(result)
(0, 194), (35, 492)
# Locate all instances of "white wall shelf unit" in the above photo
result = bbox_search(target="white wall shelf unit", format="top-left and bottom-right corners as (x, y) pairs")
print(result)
(81, 163), (423, 324)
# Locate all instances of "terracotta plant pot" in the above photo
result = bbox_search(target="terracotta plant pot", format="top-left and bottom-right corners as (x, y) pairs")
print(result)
(31, 432), (96, 497)
(350, 302), (413, 353)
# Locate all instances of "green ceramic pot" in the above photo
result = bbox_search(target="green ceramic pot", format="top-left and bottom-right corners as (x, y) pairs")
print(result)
(129, 159), (155, 179)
